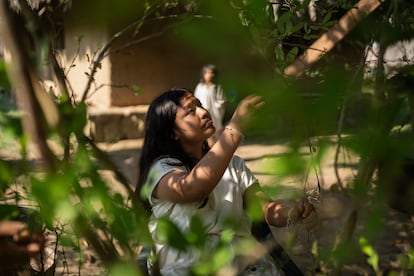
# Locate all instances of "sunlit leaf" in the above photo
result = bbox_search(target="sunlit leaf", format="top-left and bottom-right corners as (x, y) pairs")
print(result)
(131, 84), (143, 94)
(267, 152), (306, 177)
(59, 233), (79, 249)
(56, 200), (77, 222)
(109, 260), (143, 276)
(192, 246), (233, 275)
(220, 228), (235, 243)
(245, 194), (264, 222)
(186, 215), (207, 247)
(211, 246), (234, 271)
(155, 218), (188, 251)
(0, 60), (11, 88)
(359, 237), (379, 272)
(274, 46), (285, 62)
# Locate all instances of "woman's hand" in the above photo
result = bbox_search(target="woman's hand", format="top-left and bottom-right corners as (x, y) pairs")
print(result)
(291, 201), (319, 230)
(228, 95), (264, 133)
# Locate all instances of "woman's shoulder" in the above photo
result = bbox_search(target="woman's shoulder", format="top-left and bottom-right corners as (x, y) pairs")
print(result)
(142, 157), (185, 199)
(151, 156), (184, 171)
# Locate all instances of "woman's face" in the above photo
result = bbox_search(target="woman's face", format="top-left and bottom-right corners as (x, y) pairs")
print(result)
(173, 93), (215, 145)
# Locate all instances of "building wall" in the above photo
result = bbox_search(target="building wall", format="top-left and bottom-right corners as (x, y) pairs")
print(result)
(62, 0), (113, 108)
(62, 1), (272, 108)
(62, 28), (112, 107)
(109, 34), (202, 106)
(61, 2), (272, 141)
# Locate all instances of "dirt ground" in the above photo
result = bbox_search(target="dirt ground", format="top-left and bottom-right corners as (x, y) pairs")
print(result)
(237, 139), (414, 275)
(1, 137), (414, 275)
(97, 137), (414, 275)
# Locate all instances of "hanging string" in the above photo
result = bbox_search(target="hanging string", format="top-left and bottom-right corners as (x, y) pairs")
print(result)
(304, 137), (321, 206)
(304, 137), (322, 272)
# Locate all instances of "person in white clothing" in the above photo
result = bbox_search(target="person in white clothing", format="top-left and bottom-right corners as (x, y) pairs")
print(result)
(135, 88), (317, 275)
(194, 64), (225, 145)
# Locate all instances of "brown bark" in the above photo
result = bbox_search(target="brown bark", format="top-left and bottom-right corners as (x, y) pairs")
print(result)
(0, 1), (58, 170)
(284, 0), (383, 78)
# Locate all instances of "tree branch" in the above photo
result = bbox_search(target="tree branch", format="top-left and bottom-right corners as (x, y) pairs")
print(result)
(79, 3), (165, 103)
(284, 0), (383, 78)
(0, 0), (58, 170)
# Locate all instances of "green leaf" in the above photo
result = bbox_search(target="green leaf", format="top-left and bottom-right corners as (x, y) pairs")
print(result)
(304, 22), (310, 34)
(277, 22), (285, 34)
(77, 35), (84, 43)
(192, 246), (233, 275)
(322, 10), (333, 25)
(56, 200), (77, 222)
(0, 160), (13, 190)
(285, 20), (293, 34)
(131, 84), (143, 94)
(220, 229), (234, 243)
(186, 215), (207, 247)
(267, 152), (306, 177)
(109, 261), (143, 276)
(274, 46), (285, 62)
(0, 60), (11, 88)
(304, 33), (320, 40)
(286, 47), (299, 64)
(155, 218), (188, 251)
(59, 233), (79, 249)
(0, 204), (19, 220)
(276, 12), (291, 34)
(359, 237), (379, 272)
(211, 246), (233, 270)
(276, 11), (292, 25)
(246, 195), (264, 222)
(291, 22), (305, 34)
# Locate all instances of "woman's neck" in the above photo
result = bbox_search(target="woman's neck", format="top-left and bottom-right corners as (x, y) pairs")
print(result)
(181, 142), (204, 160)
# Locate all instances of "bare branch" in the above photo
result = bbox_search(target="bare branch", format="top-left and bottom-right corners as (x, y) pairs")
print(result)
(284, 0), (383, 78)
(79, 3), (164, 103)
(106, 14), (209, 57)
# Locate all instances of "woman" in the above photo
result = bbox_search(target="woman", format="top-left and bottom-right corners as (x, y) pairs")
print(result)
(194, 64), (226, 145)
(135, 88), (317, 275)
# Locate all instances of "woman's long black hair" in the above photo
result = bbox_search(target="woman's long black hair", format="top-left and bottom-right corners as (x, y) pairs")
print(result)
(135, 88), (209, 204)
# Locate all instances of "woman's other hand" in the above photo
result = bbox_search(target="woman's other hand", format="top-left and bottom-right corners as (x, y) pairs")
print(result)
(292, 201), (319, 230)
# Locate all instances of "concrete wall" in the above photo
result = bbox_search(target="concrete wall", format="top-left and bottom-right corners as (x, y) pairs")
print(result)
(62, 28), (112, 107)
(60, 2), (272, 141)
(109, 34), (202, 106)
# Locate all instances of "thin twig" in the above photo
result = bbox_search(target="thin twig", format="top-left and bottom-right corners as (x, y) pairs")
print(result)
(81, 134), (133, 192)
(333, 45), (369, 196)
(65, 37), (82, 76)
(80, 2), (165, 103)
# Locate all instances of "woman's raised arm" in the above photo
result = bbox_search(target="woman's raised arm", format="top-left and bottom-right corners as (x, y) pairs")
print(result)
(154, 95), (264, 203)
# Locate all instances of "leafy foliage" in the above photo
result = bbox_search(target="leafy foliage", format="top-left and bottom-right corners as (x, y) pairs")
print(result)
(0, 0), (414, 275)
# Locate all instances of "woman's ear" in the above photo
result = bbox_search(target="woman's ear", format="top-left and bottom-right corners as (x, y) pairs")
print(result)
(172, 129), (180, 141)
